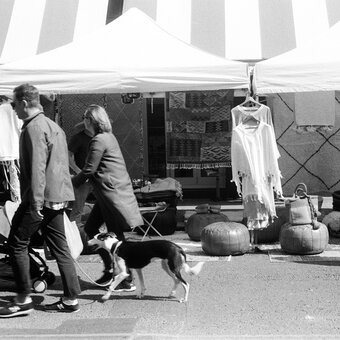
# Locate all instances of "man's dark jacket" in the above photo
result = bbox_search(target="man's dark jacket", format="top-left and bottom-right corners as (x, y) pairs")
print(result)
(19, 113), (74, 210)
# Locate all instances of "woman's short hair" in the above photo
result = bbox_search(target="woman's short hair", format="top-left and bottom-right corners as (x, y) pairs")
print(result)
(85, 104), (112, 134)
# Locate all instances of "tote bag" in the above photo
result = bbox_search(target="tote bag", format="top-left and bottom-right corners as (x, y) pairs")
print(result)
(285, 183), (318, 227)
(63, 212), (83, 260)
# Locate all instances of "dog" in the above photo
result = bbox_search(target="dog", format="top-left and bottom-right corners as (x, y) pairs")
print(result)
(88, 232), (204, 303)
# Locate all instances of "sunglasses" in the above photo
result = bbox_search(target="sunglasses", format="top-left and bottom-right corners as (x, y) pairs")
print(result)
(83, 114), (92, 120)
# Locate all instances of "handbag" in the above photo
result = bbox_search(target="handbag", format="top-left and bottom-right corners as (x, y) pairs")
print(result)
(63, 212), (83, 260)
(285, 183), (318, 227)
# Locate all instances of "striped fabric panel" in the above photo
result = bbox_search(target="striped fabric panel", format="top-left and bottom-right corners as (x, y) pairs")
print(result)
(191, 0), (225, 57)
(0, 0), (111, 64)
(123, 0), (339, 60)
(0, 0), (15, 61)
(123, 0), (158, 20)
(326, 0), (340, 25)
(291, 0), (329, 47)
(259, 0), (296, 59)
(37, 0), (79, 54)
(0, 0), (46, 63)
(1, 0), (340, 63)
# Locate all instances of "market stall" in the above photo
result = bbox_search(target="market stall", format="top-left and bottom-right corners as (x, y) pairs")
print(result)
(0, 8), (251, 234)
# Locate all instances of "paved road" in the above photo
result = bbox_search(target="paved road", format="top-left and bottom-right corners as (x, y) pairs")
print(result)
(0, 232), (340, 339)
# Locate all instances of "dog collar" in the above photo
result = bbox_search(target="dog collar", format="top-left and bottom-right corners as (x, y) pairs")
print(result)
(110, 241), (122, 256)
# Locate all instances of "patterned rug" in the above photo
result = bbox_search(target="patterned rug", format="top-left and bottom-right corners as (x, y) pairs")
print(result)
(166, 90), (233, 169)
(267, 243), (340, 263)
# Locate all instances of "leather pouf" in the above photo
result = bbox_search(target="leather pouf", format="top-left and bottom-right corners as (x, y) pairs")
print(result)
(201, 222), (250, 256)
(279, 222), (329, 255)
(322, 211), (340, 237)
(186, 212), (229, 241)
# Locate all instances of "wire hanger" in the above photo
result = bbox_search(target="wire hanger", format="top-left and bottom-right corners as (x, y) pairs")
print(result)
(240, 91), (260, 127)
(240, 92), (261, 108)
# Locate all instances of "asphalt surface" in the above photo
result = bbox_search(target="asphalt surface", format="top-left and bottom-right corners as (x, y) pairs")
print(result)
(1, 231), (340, 339)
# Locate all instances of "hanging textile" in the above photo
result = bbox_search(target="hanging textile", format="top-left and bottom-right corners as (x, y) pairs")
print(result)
(166, 90), (234, 169)
(0, 102), (21, 202)
(231, 122), (282, 217)
(0, 103), (22, 161)
(294, 91), (335, 133)
(231, 102), (282, 230)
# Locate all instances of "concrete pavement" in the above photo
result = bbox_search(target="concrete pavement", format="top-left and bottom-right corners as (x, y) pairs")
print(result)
(0, 231), (340, 339)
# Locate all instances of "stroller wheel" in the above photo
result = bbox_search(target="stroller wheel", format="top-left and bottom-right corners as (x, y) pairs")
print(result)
(43, 271), (56, 286)
(32, 279), (47, 293)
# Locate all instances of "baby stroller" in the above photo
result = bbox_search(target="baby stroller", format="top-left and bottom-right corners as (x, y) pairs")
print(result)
(0, 203), (56, 293)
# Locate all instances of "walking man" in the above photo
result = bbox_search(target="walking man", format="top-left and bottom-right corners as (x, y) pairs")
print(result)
(0, 84), (81, 318)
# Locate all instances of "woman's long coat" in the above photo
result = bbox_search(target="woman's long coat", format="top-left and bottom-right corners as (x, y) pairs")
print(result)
(72, 132), (143, 228)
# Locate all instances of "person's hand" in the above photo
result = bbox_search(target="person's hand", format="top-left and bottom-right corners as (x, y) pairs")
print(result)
(71, 175), (77, 187)
(31, 210), (44, 221)
(71, 174), (84, 188)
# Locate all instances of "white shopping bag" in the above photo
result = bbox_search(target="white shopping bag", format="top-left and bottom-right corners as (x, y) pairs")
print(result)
(63, 212), (83, 260)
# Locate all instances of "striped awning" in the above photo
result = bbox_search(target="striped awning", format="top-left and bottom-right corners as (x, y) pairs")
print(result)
(1, 0), (340, 64)
(0, 0), (112, 64)
(123, 0), (340, 61)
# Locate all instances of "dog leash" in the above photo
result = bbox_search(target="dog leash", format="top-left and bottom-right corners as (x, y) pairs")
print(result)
(72, 241), (123, 288)
(72, 259), (112, 287)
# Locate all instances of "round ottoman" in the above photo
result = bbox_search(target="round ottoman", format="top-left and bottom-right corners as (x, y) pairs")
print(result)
(322, 211), (340, 237)
(280, 222), (329, 255)
(186, 212), (229, 241)
(201, 222), (250, 256)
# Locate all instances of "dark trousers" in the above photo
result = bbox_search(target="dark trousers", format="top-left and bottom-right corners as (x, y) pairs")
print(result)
(83, 202), (127, 272)
(8, 202), (81, 298)
(84, 201), (128, 241)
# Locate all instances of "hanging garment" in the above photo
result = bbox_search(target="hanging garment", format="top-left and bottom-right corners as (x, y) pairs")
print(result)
(231, 121), (282, 226)
(231, 103), (280, 229)
(0, 103), (22, 201)
(231, 104), (273, 129)
(0, 103), (22, 161)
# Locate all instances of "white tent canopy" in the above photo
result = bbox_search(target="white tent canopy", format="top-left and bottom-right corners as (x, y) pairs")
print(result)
(254, 21), (340, 94)
(0, 8), (249, 95)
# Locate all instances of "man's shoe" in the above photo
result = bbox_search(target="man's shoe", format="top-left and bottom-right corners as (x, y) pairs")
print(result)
(114, 280), (136, 292)
(0, 301), (33, 318)
(95, 270), (113, 286)
(43, 299), (79, 313)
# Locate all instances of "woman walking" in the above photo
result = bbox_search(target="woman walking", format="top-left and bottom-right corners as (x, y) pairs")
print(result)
(72, 104), (143, 288)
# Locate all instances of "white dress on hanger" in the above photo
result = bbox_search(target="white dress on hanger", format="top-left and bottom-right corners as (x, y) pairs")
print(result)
(231, 104), (282, 229)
